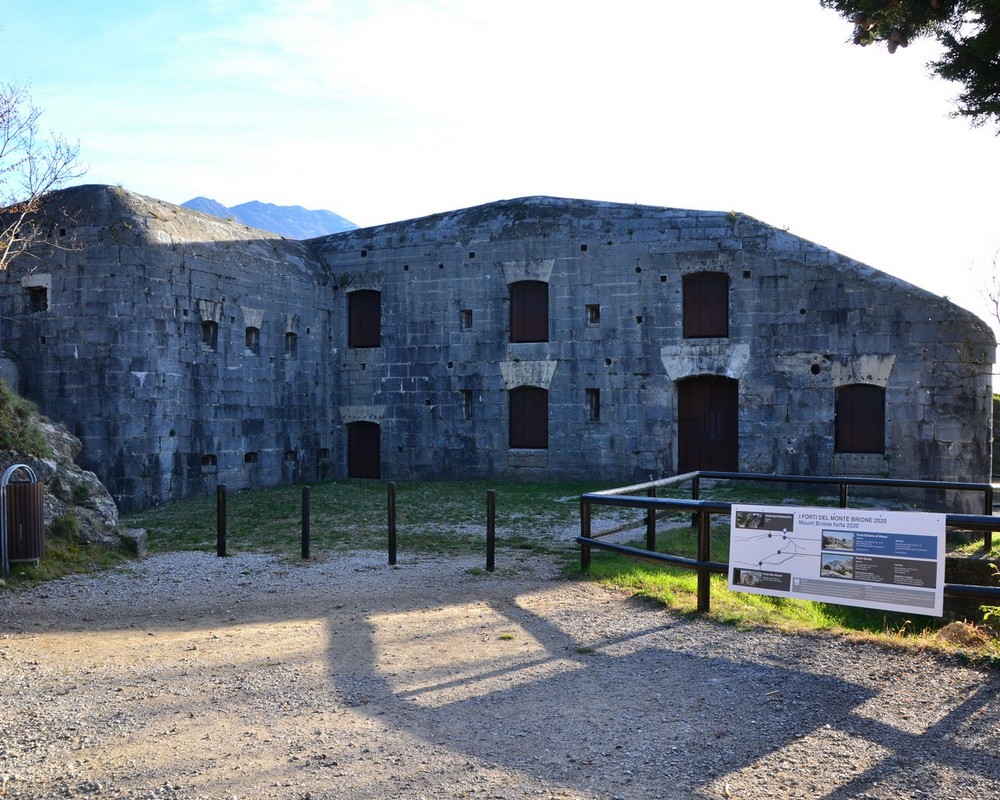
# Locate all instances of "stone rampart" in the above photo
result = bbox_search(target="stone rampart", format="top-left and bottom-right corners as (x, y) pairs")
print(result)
(0, 187), (994, 512)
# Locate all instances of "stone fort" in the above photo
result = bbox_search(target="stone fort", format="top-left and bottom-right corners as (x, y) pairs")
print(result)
(0, 185), (994, 512)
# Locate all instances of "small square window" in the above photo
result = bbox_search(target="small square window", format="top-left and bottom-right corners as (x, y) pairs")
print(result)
(284, 450), (298, 462)
(201, 454), (218, 467)
(586, 304), (600, 325)
(26, 286), (48, 313)
(244, 451), (259, 464)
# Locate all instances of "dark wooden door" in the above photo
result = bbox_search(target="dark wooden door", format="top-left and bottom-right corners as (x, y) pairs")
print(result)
(677, 376), (738, 472)
(347, 421), (381, 478)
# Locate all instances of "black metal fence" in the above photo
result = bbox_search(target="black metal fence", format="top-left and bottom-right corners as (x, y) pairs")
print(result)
(578, 471), (1000, 614)
(214, 481), (498, 571)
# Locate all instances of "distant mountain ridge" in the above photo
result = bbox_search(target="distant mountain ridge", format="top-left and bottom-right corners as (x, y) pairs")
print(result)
(181, 197), (357, 239)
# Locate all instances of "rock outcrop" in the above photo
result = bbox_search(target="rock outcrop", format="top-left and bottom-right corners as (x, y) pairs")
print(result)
(1, 410), (130, 552)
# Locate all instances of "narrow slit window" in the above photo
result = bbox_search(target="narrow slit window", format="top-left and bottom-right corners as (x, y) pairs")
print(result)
(461, 389), (473, 420)
(586, 389), (601, 422)
(201, 320), (218, 350)
(285, 331), (298, 358)
(245, 326), (260, 355)
(586, 304), (600, 325)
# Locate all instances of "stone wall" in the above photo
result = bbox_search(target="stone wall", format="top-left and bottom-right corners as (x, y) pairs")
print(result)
(0, 186), (994, 512)
(1, 187), (340, 509)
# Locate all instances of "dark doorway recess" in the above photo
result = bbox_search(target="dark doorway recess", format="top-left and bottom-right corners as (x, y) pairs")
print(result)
(677, 376), (738, 472)
(347, 421), (381, 478)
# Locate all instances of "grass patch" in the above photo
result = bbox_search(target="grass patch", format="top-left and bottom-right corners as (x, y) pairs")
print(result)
(123, 479), (617, 556)
(578, 538), (1000, 661)
(0, 380), (51, 457)
(1, 537), (133, 590)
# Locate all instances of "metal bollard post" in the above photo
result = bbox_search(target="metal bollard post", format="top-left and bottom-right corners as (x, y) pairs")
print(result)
(486, 489), (496, 572)
(216, 483), (227, 558)
(387, 482), (397, 566)
(646, 486), (657, 551)
(696, 508), (711, 613)
(301, 486), (311, 560)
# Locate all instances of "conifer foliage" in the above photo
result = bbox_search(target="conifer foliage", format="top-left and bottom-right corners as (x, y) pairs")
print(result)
(821, 1), (1000, 129)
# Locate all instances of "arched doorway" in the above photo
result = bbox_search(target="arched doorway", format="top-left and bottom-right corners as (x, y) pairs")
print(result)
(677, 376), (738, 473)
(347, 421), (381, 478)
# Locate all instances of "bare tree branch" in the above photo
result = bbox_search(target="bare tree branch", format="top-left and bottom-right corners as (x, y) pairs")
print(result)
(0, 82), (85, 270)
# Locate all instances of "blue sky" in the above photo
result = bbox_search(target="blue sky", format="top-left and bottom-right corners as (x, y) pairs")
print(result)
(4, 1), (1000, 331)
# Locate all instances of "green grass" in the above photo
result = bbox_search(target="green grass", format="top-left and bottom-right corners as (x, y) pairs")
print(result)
(0, 379), (51, 457)
(123, 479), (617, 556)
(580, 541), (939, 635)
(1, 536), (132, 589)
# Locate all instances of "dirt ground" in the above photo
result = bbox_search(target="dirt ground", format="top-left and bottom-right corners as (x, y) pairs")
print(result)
(2, 549), (999, 799)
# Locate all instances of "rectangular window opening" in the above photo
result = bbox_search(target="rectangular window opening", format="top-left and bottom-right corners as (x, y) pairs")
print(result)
(510, 281), (549, 343)
(285, 331), (298, 358)
(348, 290), (381, 348)
(461, 389), (473, 420)
(245, 326), (260, 355)
(586, 389), (601, 422)
(244, 451), (260, 464)
(26, 286), (48, 313)
(201, 320), (218, 350)
(509, 386), (548, 449)
(586, 304), (600, 325)
(683, 272), (729, 339)
(460, 309), (473, 329)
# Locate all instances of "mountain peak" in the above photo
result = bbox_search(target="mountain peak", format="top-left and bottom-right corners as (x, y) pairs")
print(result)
(181, 197), (357, 239)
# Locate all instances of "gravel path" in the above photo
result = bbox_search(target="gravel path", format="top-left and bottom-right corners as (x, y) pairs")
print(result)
(1, 549), (998, 799)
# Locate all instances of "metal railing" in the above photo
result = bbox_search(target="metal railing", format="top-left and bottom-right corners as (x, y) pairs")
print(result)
(578, 471), (1000, 615)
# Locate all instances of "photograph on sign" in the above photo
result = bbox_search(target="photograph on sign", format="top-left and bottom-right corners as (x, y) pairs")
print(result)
(729, 505), (945, 617)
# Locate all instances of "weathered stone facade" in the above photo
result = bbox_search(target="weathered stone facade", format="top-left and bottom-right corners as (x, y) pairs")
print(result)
(0, 186), (994, 511)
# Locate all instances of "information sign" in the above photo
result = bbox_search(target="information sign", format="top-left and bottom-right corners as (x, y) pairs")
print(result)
(729, 505), (945, 616)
